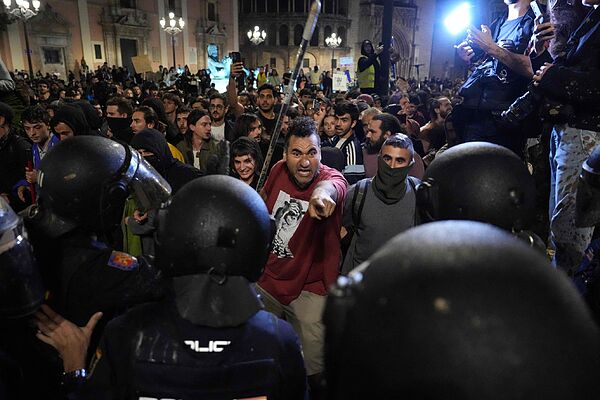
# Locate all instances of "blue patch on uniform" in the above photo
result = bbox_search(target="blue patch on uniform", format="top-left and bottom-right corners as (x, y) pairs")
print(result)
(107, 251), (138, 271)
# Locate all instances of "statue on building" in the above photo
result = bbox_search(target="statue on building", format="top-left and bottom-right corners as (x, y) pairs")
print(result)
(207, 43), (231, 92)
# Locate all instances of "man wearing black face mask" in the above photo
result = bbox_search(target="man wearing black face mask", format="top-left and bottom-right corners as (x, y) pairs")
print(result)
(105, 97), (134, 144)
(341, 134), (419, 274)
(130, 128), (202, 194)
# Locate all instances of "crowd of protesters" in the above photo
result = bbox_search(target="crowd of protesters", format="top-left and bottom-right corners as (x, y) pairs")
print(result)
(2, 0), (600, 397)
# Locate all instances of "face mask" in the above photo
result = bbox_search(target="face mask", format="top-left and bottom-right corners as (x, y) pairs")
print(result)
(106, 116), (132, 133)
(372, 156), (412, 204)
(143, 155), (162, 173)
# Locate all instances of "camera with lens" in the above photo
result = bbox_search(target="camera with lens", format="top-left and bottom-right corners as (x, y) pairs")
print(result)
(501, 82), (574, 126)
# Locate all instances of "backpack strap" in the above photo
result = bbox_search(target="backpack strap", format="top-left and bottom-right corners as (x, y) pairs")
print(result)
(352, 179), (371, 228)
(407, 176), (418, 226)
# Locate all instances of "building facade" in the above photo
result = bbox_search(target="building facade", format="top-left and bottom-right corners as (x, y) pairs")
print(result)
(238, 0), (437, 80)
(0, 0), (239, 77)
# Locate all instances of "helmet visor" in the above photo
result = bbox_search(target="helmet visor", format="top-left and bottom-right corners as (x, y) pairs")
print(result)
(0, 198), (44, 318)
(127, 150), (172, 211)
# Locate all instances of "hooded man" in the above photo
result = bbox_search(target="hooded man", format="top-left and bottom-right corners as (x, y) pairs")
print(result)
(341, 133), (419, 274)
(130, 128), (202, 194)
(50, 104), (92, 140)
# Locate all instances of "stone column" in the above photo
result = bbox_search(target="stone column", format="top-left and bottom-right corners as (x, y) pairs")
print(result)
(157, 0), (168, 68)
(77, 0), (94, 65)
(7, 23), (25, 71)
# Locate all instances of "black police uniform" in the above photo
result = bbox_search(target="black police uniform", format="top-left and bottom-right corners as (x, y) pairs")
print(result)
(54, 231), (165, 327)
(74, 176), (308, 399)
(81, 301), (306, 400)
(0, 196), (64, 399)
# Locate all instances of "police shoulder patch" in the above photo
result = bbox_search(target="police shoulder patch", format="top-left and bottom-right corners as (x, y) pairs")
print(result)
(107, 251), (139, 271)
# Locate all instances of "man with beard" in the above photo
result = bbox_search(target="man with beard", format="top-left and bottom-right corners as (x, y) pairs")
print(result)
(256, 83), (278, 138)
(420, 97), (452, 165)
(105, 96), (134, 144)
(208, 93), (235, 142)
(34, 80), (57, 105)
(257, 116), (347, 398)
(175, 105), (191, 137)
(341, 134), (419, 274)
(363, 113), (402, 177)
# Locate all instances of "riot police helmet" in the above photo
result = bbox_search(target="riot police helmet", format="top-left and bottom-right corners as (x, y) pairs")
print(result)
(416, 142), (535, 231)
(325, 221), (600, 399)
(156, 175), (273, 327)
(0, 197), (44, 319)
(35, 136), (171, 237)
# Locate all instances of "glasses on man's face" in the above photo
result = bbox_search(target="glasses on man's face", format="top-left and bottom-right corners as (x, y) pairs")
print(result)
(209, 104), (225, 110)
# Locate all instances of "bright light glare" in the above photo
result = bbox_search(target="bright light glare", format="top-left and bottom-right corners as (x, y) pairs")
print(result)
(444, 3), (472, 35)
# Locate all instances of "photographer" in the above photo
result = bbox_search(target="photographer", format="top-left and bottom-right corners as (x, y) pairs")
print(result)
(532, 0), (600, 275)
(453, 0), (535, 157)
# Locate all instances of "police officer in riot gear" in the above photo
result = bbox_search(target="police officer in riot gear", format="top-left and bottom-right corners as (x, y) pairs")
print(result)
(0, 196), (60, 399)
(74, 175), (307, 399)
(325, 221), (600, 399)
(23, 135), (171, 331)
(416, 142), (544, 250)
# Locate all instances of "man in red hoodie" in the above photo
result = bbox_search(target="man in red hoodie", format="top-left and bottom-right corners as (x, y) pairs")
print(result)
(258, 116), (347, 396)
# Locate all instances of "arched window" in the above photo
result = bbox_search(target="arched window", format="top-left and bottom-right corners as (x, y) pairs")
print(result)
(279, 25), (289, 46)
(310, 25), (319, 46)
(323, 25), (332, 46)
(338, 26), (346, 45)
(268, 24), (277, 45)
(294, 24), (303, 46)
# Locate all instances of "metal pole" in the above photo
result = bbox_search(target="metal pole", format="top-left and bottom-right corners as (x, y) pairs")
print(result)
(22, 20), (34, 78)
(171, 34), (176, 69)
(331, 47), (334, 70)
(256, 0), (321, 192)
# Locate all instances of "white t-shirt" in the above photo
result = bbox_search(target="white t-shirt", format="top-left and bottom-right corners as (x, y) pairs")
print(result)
(193, 150), (200, 169)
(211, 124), (225, 142)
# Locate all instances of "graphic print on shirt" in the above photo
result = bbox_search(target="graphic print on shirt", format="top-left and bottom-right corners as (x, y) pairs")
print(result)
(271, 191), (309, 258)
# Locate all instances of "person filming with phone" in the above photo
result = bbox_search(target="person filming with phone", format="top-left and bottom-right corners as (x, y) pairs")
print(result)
(453, 0), (535, 157)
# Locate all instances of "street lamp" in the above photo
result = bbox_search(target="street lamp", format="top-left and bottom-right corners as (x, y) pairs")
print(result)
(325, 32), (342, 70)
(160, 11), (185, 69)
(3, 0), (41, 78)
(247, 26), (266, 67)
(247, 26), (266, 45)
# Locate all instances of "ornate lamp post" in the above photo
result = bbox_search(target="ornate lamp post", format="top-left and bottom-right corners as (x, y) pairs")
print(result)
(3, 0), (41, 78)
(325, 32), (342, 70)
(247, 25), (266, 67)
(160, 12), (185, 69)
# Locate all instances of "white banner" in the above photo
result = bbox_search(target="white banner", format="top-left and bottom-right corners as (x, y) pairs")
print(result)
(332, 72), (347, 92)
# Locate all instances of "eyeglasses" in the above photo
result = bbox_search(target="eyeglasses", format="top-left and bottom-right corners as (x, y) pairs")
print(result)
(209, 104), (225, 110)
